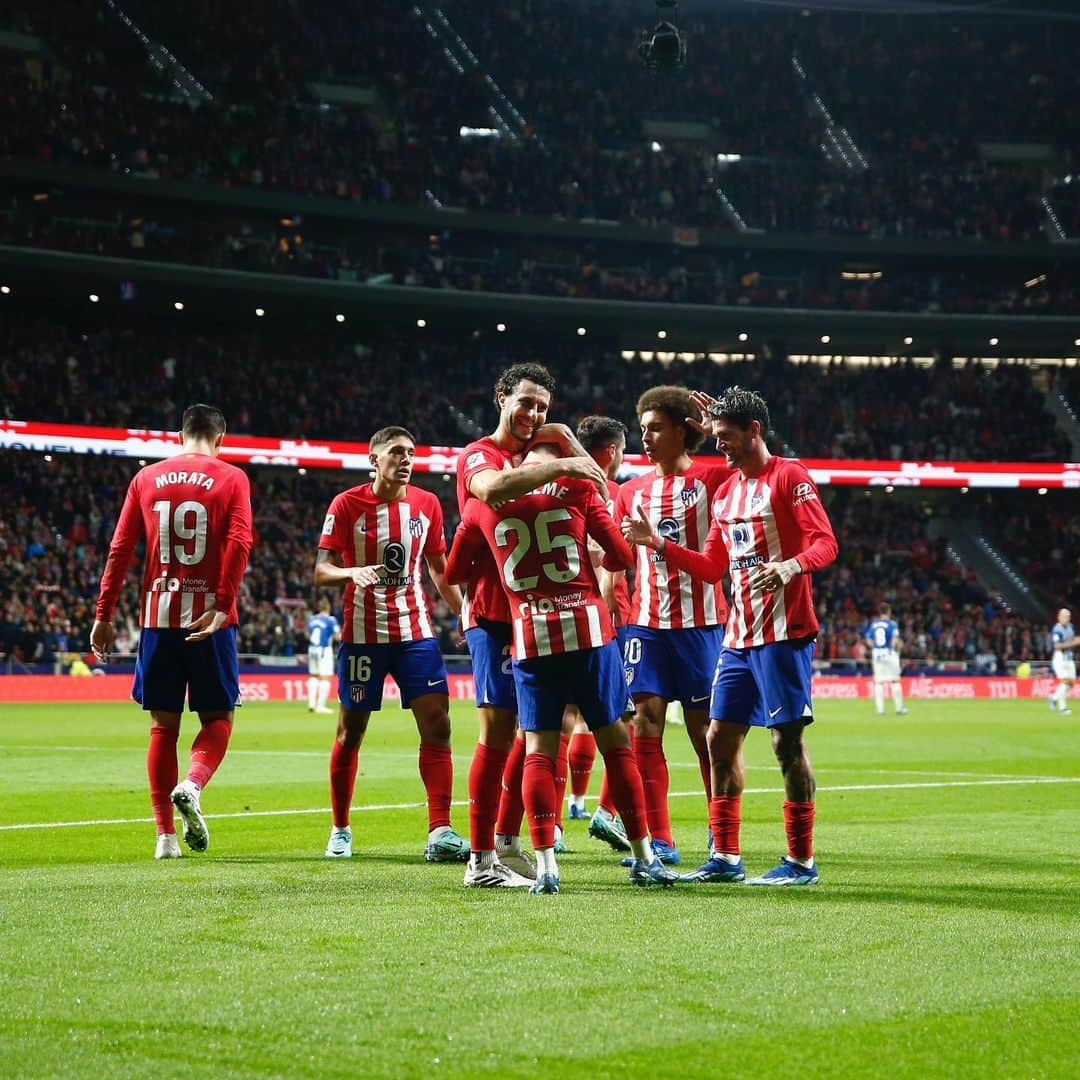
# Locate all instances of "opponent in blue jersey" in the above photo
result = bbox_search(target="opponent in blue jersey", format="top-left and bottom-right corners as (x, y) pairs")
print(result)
(865, 603), (907, 717)
(1049, 607), (1077, 715)
(307, 597), (341, 714)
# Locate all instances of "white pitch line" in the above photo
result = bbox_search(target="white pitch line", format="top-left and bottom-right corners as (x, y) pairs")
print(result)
(1, 776), (1077, 832)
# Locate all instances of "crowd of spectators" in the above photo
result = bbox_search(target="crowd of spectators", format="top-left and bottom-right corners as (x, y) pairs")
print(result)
(816, 490), (1054, 672)
(2, 315), (1073, 462)
(1, 453), (1062, 679)
(9, 199), (1079, 317)
(0, 452), (465, 671)
(0, 2), (1076, 241)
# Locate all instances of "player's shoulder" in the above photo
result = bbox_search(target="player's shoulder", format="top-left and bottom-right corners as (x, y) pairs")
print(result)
(404, 485), (442, 512)
(770, 456), (817, 497)
(687, 458), (730, 483)
(460, 437), (509, 470)
(330, 482), (373, 507)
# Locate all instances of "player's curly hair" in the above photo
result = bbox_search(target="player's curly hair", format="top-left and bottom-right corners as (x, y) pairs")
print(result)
(707, 385), (770, 436)
(576, 415), (627, 451)
(494, 362), (556, 404)
(635, 385), (704, 452)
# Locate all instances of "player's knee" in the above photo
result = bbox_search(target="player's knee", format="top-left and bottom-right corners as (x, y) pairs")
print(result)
(771, 725), (806, 768)
(417, 707), (451, 744)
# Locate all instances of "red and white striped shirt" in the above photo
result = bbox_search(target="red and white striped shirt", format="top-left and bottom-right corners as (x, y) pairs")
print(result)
(445, 477), (633, 659)
(613, 461), (728, 630)
(662, 457), (838, 648)
(319, 484), (446, 644)
(96, 454), (253, 629)
(455, 437), (521, 629)
(605, 478), (632, 627)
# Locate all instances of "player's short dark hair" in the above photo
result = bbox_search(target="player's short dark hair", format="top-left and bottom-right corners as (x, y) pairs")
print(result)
(576, 415), (627, 451)
(707, 385), (770, 436)
(370, 425), (416, 451)
(635, 385), (704, 452)
(494, 362), (556, 403)
(878, 602), (892, 616)
(181, 403), (226, 441)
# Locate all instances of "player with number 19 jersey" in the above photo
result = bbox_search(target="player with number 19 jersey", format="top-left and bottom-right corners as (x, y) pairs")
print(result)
(96, 455), (253, 630)
(319, 484), (446, 645)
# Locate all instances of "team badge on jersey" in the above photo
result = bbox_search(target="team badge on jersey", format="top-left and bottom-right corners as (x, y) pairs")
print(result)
(680, 488), (699, 507)
(408, 516), (423, 537)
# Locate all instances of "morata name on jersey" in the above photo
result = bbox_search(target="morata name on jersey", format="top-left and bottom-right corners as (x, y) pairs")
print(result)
(154, 470), (216, 491)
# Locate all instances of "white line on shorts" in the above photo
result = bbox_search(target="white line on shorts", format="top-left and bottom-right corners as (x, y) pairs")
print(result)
(0, 776), (1076, 832)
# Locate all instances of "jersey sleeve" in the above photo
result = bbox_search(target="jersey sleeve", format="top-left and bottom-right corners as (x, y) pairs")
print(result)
(779, 463), (838, 573)
(424, 496), (447, 556)
(460, 444), (505, 498)
(95, 472), (146, 621)
(660, 519), (730, 583)
(444, 504), (489, 586)
(584, 488), (633, 572)
(318, 493), (351, 555)
(215, 468), (254, 615)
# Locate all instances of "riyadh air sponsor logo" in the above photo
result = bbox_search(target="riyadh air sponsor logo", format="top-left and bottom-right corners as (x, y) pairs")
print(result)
(321, 514), (335, 536)
(466, 451), (486, 469)
(791, 482), (817, 506)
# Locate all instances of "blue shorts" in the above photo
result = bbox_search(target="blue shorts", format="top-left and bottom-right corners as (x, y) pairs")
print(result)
(513, 641), (633, 733)
(337, 638), (447, 711)
(622, 625), (723, 708)
(465, 620), (516, 710)
(133, 627), (240, 714)
(709, 640), (816, 728)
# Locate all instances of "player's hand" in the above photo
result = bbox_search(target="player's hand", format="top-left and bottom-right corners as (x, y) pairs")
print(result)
(748, 559), (799, 594)
(185, 609), (229, 642)
(559, 455), (608, 490)
(90, 619), (114, 662)
(350, 564), (384, 587)
(623, 505), (660, 549)
(687, 390), (723, 439)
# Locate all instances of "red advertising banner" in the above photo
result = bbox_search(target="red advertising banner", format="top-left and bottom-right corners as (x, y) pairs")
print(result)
(2, 418), (1078, 488)
(1, 674), (1074, 705)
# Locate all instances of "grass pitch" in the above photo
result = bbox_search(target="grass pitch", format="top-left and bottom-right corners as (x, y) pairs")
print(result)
(1, 698), (1077, 1079)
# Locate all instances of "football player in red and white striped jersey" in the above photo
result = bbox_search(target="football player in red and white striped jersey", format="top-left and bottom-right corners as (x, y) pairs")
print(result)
(611, 386), (729, 864)
(314, 426), (467, 864)
(92, 404), (253, 859)
(445, 444), (678, 892)
(625, 386), (838, 886)
(455, 363), (608, 888)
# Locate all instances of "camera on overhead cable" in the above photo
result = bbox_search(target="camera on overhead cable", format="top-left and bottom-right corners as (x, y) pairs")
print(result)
(639, 0), (686, 73)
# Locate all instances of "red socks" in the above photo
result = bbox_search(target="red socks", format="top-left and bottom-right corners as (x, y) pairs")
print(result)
(568, 732), (596, 798)
(329, 740), (359, 829)
(522, 752), (558, 850)
(553, 734), (569, 829)
(633, 735), (673, 845)
(599, 745), (648, 843)
(783, 800), (815, 862)
(187, 716), (232, 790)
(147, 724), (180, 834)
(468, 742), (509, 853)
(495, 736), (526, 838)
(418, 743), (453, 831)
(709, 795), (742, 856)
